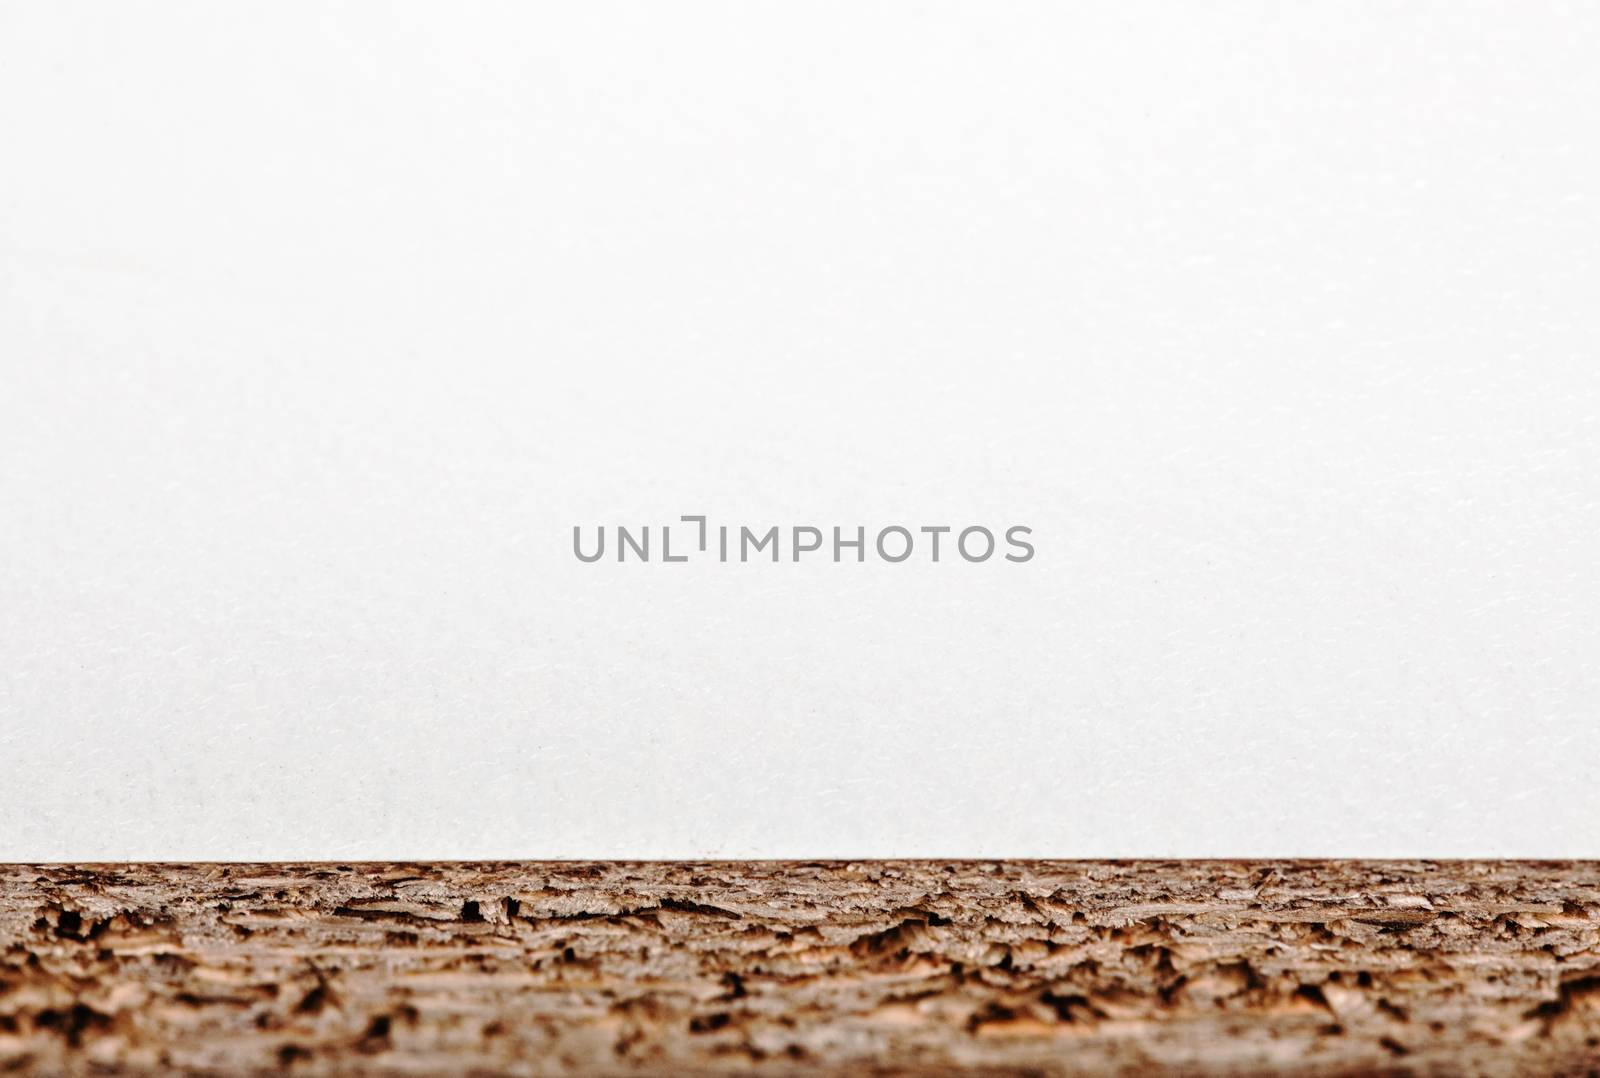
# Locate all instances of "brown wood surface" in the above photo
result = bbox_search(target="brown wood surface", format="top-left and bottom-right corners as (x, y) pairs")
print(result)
(2, 861), (1599, 1075)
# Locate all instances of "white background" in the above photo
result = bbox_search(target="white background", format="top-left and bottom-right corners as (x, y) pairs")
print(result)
(2, 2), (1596, 858)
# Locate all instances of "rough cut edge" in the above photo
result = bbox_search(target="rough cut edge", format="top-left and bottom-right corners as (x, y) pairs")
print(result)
(2, 861), (1599, 1075)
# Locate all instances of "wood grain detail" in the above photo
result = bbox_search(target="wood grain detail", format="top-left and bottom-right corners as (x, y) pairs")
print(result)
(3, 861), (1599, 1074)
